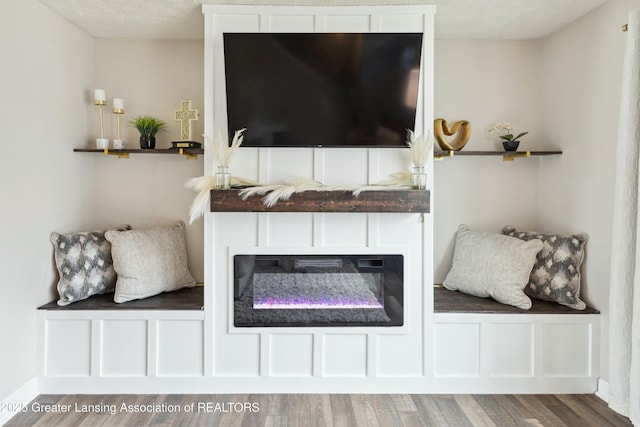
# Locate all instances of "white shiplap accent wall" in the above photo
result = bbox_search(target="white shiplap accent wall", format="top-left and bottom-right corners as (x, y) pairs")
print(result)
(203, 5), (435, 390)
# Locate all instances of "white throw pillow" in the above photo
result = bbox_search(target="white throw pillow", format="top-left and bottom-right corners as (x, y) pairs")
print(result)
(105, 221), (196, 303)
(443, 224), (543, 309)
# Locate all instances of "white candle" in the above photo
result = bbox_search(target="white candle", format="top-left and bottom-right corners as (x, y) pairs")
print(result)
(113, 98), (124, 110)
(94, 89), (106, 102)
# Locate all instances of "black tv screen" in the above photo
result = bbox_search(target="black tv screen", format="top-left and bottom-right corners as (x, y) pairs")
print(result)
(223, 33), (423, 148)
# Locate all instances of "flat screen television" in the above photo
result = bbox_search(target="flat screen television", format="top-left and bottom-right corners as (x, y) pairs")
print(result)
(223, 33), (423, 148)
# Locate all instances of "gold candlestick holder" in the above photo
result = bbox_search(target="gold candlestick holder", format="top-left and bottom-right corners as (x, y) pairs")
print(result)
(113, 106), (125, 149)
(94, 99), (108, 149)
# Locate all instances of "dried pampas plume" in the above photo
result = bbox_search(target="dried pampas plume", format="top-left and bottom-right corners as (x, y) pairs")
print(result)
(206, 128), (246, 167)
(185, 174), (259, 224)
(185, 175), (217, 224)
(186, 128), (248, 223)
(407, 129), (434, 167)
(238, 174), (412, 208)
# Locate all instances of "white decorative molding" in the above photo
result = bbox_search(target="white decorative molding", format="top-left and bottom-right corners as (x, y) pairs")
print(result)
(0, 377), (38, 426)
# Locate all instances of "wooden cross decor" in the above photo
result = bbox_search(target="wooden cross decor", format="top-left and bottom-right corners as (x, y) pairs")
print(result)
(174, 100), (199, 141)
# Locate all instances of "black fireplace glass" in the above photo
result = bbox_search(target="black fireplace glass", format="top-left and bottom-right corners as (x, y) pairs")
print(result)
(233, 254), (403, 327)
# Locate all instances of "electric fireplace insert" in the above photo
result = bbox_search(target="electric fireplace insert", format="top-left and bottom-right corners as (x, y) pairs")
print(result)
(233, 254), (403, 327)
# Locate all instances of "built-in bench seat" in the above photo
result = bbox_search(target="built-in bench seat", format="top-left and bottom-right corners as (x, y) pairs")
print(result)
(37, 285), (204, 311)
(38, 285), (597, 314)
(431, 285), (601, 394)
(433, 285), (599, 314)
(35, 284), (600, 394)
(37, 285), (206, 394)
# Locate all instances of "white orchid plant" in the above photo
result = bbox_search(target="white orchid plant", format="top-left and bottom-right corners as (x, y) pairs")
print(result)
(488, 123), (528, 142)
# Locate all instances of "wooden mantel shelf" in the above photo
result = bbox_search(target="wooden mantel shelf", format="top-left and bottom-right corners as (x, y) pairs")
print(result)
(210, 189), (430, 213)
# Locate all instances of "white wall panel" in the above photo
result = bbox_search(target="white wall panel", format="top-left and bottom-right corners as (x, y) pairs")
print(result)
(324, 15), (370, 32)
(320, 148), (369, 185)
(270, 15), (315, 32)
(269, 334), (314, 376)
(376, 334), (422, 377)
(231, 148), (261, 183)
(433, 323), (480, 377)
(372, 148), (412, 182)
(379, 14), (424, 32)
(322, 334), (367, 377)
(267, 213), (314, 247)
(214, 334), (260, 376)
(46, 320), (91, 377)
(542, 323), (591, 377)
(101, 320), (147, 377)
(486, 323), (533, 377)
(266, 149), (314, 183)
(215, 15), (260, 33)
(157, 320), (203, 377)
(376, 214), (423, 247)
(321, 214), (368, 247)
(214, 213), (259, 246)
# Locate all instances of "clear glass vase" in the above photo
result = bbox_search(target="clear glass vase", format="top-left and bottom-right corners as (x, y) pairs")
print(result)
(216, 165), (231, 190)
(411, 166), (427, 190)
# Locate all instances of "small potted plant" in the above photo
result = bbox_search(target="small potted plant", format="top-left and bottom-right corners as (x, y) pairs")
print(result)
(130, 116), (166, 149)
(488, 123), (528, 151)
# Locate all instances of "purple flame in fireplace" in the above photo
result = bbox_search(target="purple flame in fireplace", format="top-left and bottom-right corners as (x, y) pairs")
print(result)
(252, 272), (383, 310)
(254, 295), (383, 309)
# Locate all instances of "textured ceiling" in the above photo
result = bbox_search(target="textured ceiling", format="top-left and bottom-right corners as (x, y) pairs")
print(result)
(37, 0), (608, 40)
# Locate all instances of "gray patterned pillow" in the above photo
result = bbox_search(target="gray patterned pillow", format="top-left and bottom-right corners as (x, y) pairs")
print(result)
(443, 224), (543, 309)
(51, 225), (131, 306)
(503, 226), (588, 310)
(106, 221), (196, 303)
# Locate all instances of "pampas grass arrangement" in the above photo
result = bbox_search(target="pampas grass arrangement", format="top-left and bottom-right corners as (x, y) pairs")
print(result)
(208, 128), (246, 167)
(188, 172), (413, 217)
(238, 174), (412, 208)
(407, 129), (434, 168)
(185, 128), (248, 223)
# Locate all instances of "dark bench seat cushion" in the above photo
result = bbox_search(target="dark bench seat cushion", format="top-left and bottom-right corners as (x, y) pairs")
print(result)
(434, 286), (599, 314)
(38, 285), (203, 311)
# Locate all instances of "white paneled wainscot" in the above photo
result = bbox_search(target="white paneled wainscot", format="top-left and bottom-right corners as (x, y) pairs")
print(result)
(432, 313), (600, 393)
(38, 310), (205, 393)
(36, 5), (600, 394)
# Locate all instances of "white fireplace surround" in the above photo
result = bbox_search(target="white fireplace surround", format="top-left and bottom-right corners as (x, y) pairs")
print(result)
(203, 4), (435, 390)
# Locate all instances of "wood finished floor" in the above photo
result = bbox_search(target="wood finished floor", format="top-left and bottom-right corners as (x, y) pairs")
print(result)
(5, 394), (632, 427)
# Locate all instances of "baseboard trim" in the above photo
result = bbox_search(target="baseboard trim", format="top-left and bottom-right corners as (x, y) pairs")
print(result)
(596, 377), (612, 403)
(0, 377), (38, 426)
(597, 377), (635, 421)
